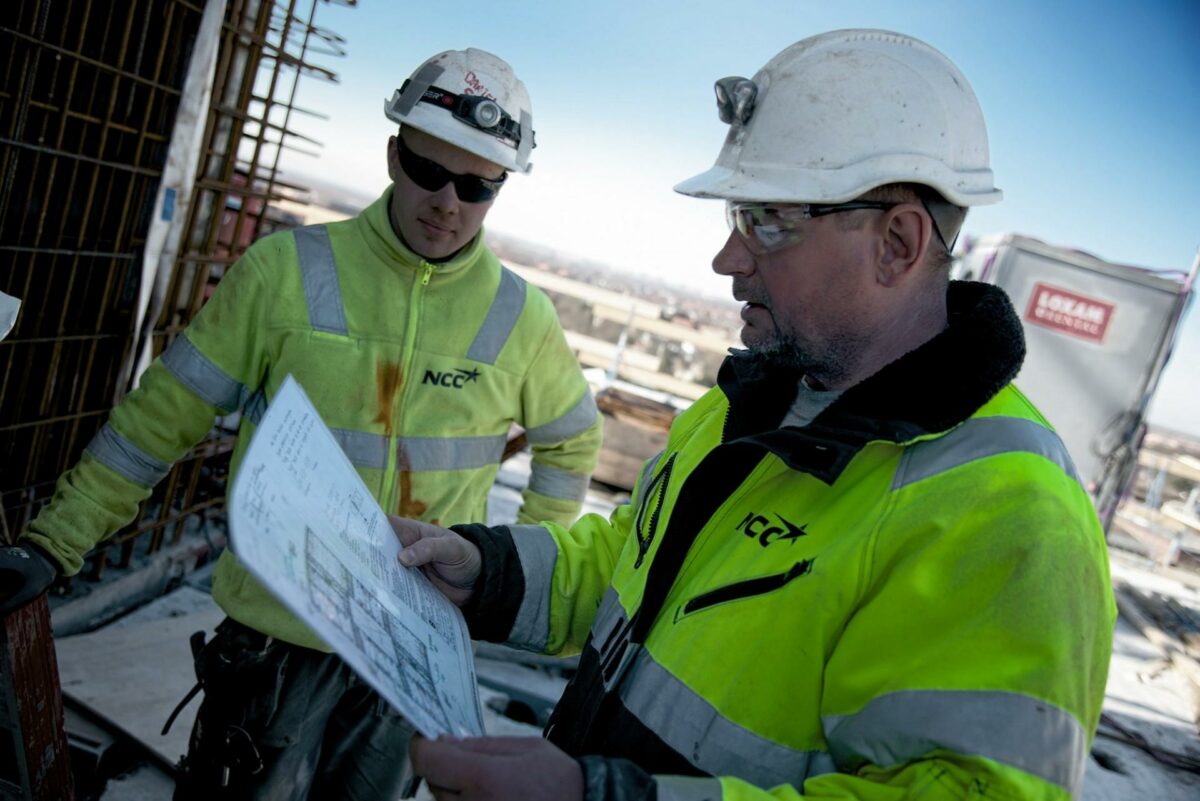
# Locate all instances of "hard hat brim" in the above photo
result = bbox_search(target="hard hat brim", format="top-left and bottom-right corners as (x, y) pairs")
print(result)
(674, 163), (1003, 207)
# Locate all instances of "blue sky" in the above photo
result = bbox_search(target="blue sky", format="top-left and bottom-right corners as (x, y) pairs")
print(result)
(277, 0), (1200, 436)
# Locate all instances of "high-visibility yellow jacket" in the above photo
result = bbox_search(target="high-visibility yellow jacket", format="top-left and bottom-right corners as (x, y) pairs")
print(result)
(456, 282), (1114, 800)
(25, 188), (603, 651)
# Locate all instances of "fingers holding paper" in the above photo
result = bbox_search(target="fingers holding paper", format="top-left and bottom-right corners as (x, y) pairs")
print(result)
(410, 735), (583, 801)
(390, 516), (481, 607)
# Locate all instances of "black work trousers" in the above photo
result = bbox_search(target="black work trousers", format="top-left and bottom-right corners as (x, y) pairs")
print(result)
(173, 617), (415, 800)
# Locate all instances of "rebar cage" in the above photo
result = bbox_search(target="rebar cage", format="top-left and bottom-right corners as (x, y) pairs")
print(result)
(1, 0), (353, 580)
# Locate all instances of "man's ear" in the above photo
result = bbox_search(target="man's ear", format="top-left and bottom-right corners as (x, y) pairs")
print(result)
(387, 136), (398, 181)
(877, 204), (932, 287)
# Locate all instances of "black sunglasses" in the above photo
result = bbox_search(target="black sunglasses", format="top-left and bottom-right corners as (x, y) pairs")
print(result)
(395, 136), (507, 203)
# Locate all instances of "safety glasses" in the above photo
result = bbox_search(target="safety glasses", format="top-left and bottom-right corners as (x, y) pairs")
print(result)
(395, 137), (507, 203)
(726, 200), (896, 254)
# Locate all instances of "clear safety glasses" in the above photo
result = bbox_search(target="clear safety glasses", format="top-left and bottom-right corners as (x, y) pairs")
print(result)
(395, 136), (507, 203)
(726, 200), (896, 254)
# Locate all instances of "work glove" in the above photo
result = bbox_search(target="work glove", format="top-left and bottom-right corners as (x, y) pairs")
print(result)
(0, 543), (59, 614)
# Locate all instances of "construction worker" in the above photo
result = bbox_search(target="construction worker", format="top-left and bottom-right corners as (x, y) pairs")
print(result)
(0, 48), (602, 799)
(392, 30), (1116, 801)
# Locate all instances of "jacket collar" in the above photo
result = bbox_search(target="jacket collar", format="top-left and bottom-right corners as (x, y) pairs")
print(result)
(362, 186), (488, 276)
(718, 281), (1026, 482)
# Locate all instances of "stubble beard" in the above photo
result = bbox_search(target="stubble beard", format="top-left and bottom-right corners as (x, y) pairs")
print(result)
(734, 279), (863, 385)
(746, 315), (862, 388)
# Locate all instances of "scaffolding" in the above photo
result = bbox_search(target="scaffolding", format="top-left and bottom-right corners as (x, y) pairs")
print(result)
(1, 1), (355, 795)
(1, 0), (352, 574)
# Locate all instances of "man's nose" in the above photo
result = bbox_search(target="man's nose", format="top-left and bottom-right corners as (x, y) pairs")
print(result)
(712, 231), (755, 277)
(429, 180), (460, 212)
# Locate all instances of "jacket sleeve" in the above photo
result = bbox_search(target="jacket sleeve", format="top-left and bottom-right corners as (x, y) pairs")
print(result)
(456, 499), (635, 656)
(515, 311), (603, 527)
(22, 246), (275, 575)
(579, 455), (1114, 801)
(798, 459), (1112, 801)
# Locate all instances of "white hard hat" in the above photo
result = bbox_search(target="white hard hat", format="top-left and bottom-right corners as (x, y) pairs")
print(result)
(675, 30), (1002, 206)
(385, 48), (535, 173)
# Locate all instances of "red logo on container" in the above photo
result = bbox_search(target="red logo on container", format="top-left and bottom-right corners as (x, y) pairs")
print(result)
(1024, 283), (1115, 343)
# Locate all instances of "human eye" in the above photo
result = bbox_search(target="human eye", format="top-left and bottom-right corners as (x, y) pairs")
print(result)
(751, 207), (802, 247)
(753, 223), (792, 249)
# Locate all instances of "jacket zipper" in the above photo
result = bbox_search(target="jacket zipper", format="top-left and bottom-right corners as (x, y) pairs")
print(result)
(633, 453), (675, 569)
(674, 559), (814, 621)
(383, 261), (435, 513)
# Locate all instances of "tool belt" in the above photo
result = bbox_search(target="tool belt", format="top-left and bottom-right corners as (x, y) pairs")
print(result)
(165, 617), (291, 784)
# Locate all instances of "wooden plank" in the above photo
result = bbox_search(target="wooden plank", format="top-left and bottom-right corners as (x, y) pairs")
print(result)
(0, 596), (75, 800)
(1138, 451), (1200, 483)
(592, 413), (669, 490)
(54, 592), (225, 772)
(1162, 502), (1200, 537)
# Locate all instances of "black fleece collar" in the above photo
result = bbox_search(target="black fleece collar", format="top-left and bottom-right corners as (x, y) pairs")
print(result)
(717, 281), (1026, 483)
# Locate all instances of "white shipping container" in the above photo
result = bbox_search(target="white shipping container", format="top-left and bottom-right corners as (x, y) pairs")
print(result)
(953, 234), (1195, 528)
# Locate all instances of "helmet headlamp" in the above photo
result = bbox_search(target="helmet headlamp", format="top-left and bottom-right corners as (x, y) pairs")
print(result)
(396, 79), (533, 150)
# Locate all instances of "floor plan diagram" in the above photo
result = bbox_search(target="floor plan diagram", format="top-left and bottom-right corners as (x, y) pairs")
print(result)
(229, 376), (483, 737)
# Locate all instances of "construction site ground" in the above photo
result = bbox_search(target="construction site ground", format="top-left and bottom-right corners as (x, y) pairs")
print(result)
(47, 454), (1200, 799)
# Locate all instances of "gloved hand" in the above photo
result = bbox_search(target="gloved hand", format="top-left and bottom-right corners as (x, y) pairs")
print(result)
(0, 543), (59, 614)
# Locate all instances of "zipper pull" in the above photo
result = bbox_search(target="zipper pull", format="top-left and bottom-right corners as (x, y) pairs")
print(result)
(421, 263), (434, 286)
(634, 538), (650, 569)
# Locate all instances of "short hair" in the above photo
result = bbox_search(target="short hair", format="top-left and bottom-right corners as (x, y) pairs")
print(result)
(838, 183), (967, 271)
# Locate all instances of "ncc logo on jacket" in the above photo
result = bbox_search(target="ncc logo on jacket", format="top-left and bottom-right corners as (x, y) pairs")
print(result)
(736, 512), (807, 547)
(422, 367), (481, 389)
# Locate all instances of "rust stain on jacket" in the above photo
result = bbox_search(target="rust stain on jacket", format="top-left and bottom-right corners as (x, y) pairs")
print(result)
(395, 445), (428, 518)
(375, 361), (403, 436)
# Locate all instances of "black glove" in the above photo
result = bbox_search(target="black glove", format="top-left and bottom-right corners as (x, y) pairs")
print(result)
(0, 543), (60, 614)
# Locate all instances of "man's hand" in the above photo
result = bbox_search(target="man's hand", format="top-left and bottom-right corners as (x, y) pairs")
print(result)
(389, 517), (481, 607)
(0, 543), (59, 614)
(410, 735), (583, 801)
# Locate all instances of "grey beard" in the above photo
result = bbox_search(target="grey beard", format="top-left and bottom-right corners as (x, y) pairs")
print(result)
(747, 326), (858, 387)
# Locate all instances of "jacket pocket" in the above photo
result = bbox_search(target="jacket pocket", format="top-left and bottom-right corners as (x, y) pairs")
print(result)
(674, 559), (814, 621)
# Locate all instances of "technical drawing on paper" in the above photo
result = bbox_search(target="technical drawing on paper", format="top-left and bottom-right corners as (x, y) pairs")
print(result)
(228, 375), (483, 738)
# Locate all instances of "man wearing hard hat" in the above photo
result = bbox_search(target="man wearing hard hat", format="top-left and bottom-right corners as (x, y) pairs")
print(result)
(1, 48), (602, 799)
(396, 30), (1115, 801)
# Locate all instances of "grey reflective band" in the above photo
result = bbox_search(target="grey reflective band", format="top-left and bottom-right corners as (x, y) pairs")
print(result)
(86, 424), (171, 488)
(506, 524), (558, 651)
(161, 335), (248, 413)
(467, 267), (526, 364)
(590, 587), (629, 652)
(528, 463), (589, 501)
(655, 776), (723, 801)
(823, 689), (1087, 795)
(244, 388), (268, 426)
(397, 434), (507, 470)
(526, 390), (599, 445)
(294, 226), (349, 336)
(617, 648), (836, 788)
(516, 109), (534, 169)
(395, 63), (444, 115)
(333, 429), (390, 470)
(632, 451), (664, 507)
(243, 425), (512, 472)
(893, 415), (1081, 491)
(592, 588), (637, 693)
(242, 427), (508, 472)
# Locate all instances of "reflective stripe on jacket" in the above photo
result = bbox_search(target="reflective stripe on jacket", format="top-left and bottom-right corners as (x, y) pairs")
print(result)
(26, 188), (602, 650)
(457, 282), (1115, 800)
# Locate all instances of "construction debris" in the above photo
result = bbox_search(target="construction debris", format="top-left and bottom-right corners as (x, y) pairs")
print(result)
(591, 385), (678, 490)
